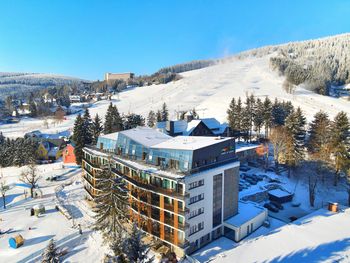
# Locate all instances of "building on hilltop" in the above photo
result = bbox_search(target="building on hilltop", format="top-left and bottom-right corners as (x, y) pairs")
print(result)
(82, 126), (241, 255)
(104, 72), (134, 84)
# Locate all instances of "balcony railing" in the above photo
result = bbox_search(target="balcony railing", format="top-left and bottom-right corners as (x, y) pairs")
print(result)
(111, 168), (186, 199)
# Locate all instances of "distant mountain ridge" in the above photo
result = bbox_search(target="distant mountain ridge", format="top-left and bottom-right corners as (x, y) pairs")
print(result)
(0, 72), (89, 99)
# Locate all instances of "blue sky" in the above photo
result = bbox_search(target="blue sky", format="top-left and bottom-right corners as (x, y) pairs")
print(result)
(0, 0), (349, 80)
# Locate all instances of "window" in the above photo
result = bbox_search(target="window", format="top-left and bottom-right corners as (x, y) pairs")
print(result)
(189, 179), (204, 190)
(189, 193), (204, 205)
(212, 174), (222, 227)
(189, 207), (204, 219)
(189, 222), (204, 236)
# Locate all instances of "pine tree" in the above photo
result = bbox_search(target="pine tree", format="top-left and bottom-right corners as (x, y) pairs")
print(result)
(161, 103), (169, 121)
(92, 114), (103, 144)
(307, 111), (332, 162)
(262, 97), (272, 138)
(111, 105), (123, 132)
(93, 166), (128, 242)
(227, 97), (243, 140)
(330, 111), (350, 186)
(284, 108), (306, 177)
(254, 98), (264, 139)
(41, 239), (60, 263)
(156, 110), (162, 122)
(123, 113), (145, 130)
(104, 103), (114, 134)
(271, 98), (285, 127)
(72, 114), (85, 165)
(83, 108), (93, 145)
(227, 97), (237, 137)
(147, 110), (156, 127)
(241, 107), (251, 142)
(125, 223), (154, 263)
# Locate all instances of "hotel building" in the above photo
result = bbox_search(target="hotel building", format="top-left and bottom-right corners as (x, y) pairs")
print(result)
(82, 127), (239, 255)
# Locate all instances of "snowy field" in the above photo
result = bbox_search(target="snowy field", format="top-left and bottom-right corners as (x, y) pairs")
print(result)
(1, 54), (349, 139)
(0, 162), (106, 263)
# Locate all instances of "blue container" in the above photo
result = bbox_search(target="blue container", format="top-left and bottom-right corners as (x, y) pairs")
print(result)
(8, 235), (24, 249)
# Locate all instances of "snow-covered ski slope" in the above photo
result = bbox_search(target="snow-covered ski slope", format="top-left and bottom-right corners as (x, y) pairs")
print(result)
(1, 54), (349, 138)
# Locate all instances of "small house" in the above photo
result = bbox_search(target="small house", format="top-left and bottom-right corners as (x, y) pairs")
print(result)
(36, 139), (66, 161)
(63, 144), (76, 164)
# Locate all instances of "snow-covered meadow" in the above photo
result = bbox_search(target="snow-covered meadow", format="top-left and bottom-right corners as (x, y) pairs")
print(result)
(0, 163), (106, 263)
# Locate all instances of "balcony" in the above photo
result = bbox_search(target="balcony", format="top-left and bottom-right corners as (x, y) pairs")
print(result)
(111, 168), (186, 199)
(164, 232), (174, 243)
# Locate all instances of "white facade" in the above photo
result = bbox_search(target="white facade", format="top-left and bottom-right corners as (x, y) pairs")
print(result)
(184, 161), (240, 252)
(223, 201), (268, 242)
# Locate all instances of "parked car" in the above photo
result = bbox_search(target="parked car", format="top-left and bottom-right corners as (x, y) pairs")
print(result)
(240, 166), (251, 172)
(264, 203), (279, 213)
(270, 201), (284, 210)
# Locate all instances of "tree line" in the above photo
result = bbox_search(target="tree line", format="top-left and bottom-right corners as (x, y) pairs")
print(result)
(0, 133), (38, 167)
(226, 94), (350, 207)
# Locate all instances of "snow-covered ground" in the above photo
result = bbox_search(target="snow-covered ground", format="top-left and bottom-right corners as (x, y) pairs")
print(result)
(209, 208), (350, 263)
(192, 164), (349, 263)
(0, 162), (106, 263)
(1, 55), (349, 138)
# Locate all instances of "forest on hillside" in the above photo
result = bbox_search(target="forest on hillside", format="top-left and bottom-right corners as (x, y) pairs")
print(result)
(237, 34), (350, 95)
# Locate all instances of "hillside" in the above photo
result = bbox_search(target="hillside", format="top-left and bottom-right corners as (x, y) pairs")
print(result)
(0, 72), (88, 98)
(1, 52), (349, 138)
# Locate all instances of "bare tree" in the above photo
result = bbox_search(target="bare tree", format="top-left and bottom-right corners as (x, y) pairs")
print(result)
(269, 126), (288, 173)
(0, 178), (10, 209)
(20, 163), (41, 198)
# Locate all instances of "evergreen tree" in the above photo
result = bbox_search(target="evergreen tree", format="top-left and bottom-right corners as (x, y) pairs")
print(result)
(92, 114), (103, 145)
(271, 98), (286, 127)
(125, 223), (154, 263)
(94, 166), (128, 242)
(72, 114), (85, 165)
(227, 97), (243, 139)
(147, 110), (156, 127)
(104, 103), (114, 134)
(330, 111), (350, 186)
(156, 110), (162, 122)
(262, 97), (272, 138)
(253, 98), (264, 139)
(284, 108), (306, 177)
(123, 113), (145, 130)
(41, 239), (60, 263)
(241, 107), (251, 142)
(161, 102), (169, 121)
(111, 105), (123, 132)
(307, 111), (332, 162)
(83, 108), (93, 145)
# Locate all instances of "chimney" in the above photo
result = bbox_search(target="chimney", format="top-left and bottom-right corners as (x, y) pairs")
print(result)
(166, 121), (175, 136)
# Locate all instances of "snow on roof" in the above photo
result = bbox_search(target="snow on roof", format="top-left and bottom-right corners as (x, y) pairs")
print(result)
(268, 188), (292, 198)
(235, 143), (259, 153)
(152, 136), (232, 150)
(225, 201), (266, 227)
(100, 132), (119, 141)
(183, 120), (202, 135)
(120, 126), (171, 147)
(214, 208), (350, 263)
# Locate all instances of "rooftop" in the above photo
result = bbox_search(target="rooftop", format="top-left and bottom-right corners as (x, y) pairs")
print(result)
(119, 127), (171, 147)
(100, 132), (119, 141)
(152, 136), (232, 151)
(224, 201), (266, 227)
